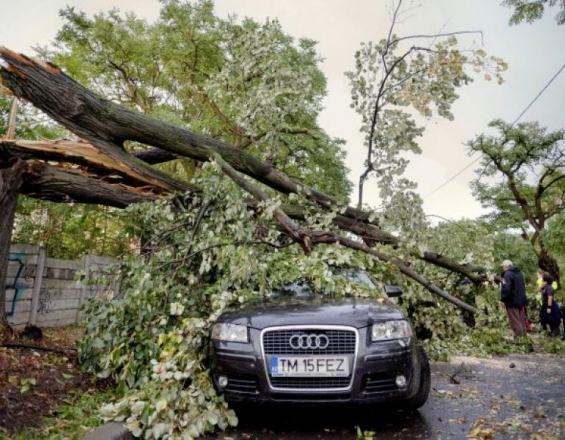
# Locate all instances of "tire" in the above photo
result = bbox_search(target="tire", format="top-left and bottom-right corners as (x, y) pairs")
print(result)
(403, 347), (431, 410)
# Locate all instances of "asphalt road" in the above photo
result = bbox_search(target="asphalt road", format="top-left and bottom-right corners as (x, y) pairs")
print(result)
(209, 354), (564, 440)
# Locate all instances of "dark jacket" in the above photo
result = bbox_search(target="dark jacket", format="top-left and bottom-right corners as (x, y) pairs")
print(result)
(501, 268), (527, 308)
(540, 284), (562, 327)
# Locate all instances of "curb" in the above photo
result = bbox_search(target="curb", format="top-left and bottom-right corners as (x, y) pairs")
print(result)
(81, 422), (135, 440)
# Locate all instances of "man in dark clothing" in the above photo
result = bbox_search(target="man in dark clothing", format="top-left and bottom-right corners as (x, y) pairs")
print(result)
(500, 260), (528, 337)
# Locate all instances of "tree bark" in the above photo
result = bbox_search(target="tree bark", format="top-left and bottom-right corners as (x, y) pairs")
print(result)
(133, 148), (177, 164)
(20, 161), (157, 208)
(0, 138), (197, 193)
(0, 159), (25, 332)
(247, 201), (399, 246)
(0, 139), (195, 194)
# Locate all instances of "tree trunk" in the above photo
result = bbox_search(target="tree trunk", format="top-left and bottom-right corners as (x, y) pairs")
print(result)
(0, 159), (25, 333)
(538, 248), (561, 287)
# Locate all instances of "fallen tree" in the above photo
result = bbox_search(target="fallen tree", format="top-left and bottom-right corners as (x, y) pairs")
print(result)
(0, 47), (484, 315)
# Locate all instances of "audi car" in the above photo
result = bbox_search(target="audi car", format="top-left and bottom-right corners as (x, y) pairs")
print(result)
(209, 274), (430, 408)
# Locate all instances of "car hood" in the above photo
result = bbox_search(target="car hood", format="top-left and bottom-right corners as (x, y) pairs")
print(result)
(217, 296), (404, 329)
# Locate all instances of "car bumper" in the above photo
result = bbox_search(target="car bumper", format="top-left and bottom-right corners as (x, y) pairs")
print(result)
(209, 326), (422, 405)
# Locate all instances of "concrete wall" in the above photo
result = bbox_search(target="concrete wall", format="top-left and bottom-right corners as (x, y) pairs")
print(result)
(5, 244), (115, 328)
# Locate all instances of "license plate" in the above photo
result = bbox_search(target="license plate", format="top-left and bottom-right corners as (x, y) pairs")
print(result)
(270, 356), (350, 377)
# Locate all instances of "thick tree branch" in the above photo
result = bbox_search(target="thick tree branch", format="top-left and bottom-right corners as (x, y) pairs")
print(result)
(0, 47), (379, 229)
(133, 148), (178, 164)
(0, 139), (193, 192)
(20, 161), (157, 208)
(246, 200), (399, 247)
(0, 50), (193, 195)
(422, 252), (486, 285)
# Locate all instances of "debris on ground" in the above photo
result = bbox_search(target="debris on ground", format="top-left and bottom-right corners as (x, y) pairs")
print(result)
(0, 326), (109, 435)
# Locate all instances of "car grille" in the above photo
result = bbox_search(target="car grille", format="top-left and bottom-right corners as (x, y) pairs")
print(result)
(270, 376), (351, 389)
(363, 372), (398, 394)
(262, 327), (357, 390)
(263, 328), (356, 355)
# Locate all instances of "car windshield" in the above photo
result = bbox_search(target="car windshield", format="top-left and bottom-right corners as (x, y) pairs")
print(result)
(338, 269), (375, 289)
(267, 269), (375, 299)
(270, 282), (314, 298)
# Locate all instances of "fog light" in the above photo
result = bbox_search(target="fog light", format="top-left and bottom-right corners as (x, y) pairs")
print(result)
(217, 375), (228, 389)
(395, 374), (407, 388)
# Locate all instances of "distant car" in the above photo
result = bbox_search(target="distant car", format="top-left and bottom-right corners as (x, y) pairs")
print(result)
(209, 272), (430, 409)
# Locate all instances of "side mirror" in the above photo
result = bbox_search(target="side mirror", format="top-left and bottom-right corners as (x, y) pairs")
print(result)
(384, 285), (403, 298)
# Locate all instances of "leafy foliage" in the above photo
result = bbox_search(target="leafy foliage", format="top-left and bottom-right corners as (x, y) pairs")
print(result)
(544, 213), (565, 256)
(493, 232), (539, 282)
(502, 0), (565, 25)
(0, 95), (65, 140)
(12, 197), (134, 259)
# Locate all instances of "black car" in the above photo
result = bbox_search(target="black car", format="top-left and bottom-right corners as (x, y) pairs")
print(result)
(209, 276), (430, 408)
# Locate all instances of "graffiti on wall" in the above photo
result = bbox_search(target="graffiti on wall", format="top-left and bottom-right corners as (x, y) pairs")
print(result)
(37, 289), (52, 316)
(5, 253), (29, 317)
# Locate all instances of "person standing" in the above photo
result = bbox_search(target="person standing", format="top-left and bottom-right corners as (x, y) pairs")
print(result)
(539, 273), (562, 337)
(500, 260), (527, 337)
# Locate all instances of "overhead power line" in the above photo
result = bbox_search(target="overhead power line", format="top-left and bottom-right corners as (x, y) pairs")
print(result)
(423, 60), (565, 199)
(509, 61), (565, 126)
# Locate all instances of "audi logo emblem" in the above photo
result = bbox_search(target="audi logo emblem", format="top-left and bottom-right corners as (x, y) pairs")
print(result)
(289, 334), (330, 350)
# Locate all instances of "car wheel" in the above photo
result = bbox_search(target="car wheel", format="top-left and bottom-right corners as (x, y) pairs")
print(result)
(403, 347), (431, 411)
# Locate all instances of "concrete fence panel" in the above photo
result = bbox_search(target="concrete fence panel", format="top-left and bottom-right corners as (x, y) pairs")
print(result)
(5, 244), (115, 328)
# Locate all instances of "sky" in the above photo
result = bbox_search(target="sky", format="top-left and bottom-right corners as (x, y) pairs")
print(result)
(1, 0), (564, 220)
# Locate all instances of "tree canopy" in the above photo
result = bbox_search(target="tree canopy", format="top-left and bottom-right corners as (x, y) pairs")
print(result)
(469, 119), (565, 284)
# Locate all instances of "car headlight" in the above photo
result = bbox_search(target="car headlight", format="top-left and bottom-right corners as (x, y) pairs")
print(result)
(371, 320), (412, 341)
(211, 323), (248, 343)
